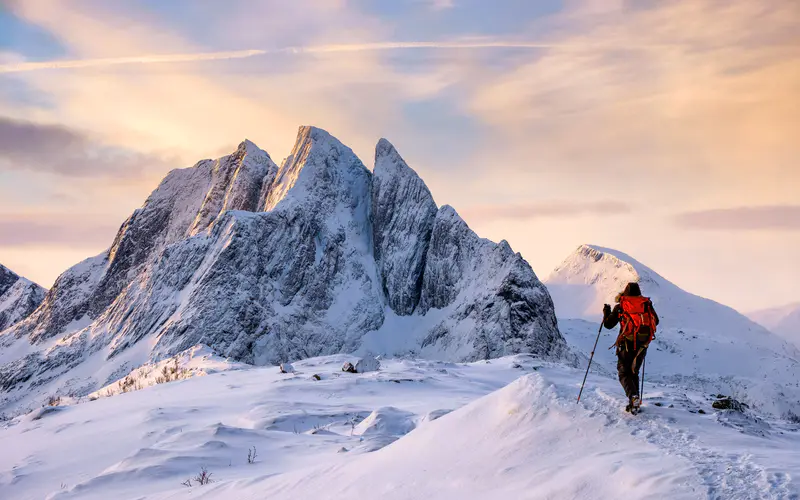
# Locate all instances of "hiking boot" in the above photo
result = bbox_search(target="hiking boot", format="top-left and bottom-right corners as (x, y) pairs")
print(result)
(630, 395), (641, 413)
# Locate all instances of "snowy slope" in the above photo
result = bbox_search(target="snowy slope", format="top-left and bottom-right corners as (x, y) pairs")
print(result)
(546, 245), (800, 419)
(0, 126), (564, 417)
(0, 264), (45, 332)
(750, 303), (800, 348)
(1, 355), (797, 500)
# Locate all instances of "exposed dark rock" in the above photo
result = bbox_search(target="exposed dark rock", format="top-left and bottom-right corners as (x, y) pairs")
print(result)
(713, 397), (748, 412)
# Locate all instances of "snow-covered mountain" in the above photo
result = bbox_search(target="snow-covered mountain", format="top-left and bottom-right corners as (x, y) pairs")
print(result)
(0, 126), (565, 416)
(749, 303), (800, 348)
(546, 244), (800, 418)
(0, 264), (45, 332)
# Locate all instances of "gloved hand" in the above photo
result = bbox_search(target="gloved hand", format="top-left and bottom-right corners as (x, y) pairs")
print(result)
(603, 304), (611, 318)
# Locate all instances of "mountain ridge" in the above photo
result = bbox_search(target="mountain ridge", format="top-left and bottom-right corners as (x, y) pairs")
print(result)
(0, 126), (566, 415)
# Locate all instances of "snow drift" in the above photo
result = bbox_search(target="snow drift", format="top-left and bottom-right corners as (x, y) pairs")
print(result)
(161, 368), (705, 500)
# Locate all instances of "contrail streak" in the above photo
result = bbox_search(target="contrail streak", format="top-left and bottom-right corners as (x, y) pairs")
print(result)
(0, 49), (269, 74)
(0, 40), (652, 74)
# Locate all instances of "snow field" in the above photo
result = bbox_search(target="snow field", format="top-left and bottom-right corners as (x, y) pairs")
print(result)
(1, 353), (797, 500)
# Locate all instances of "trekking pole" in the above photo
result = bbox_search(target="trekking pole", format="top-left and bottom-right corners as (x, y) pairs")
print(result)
(640, 354), (646, 403)
(577, 322), (604, 403)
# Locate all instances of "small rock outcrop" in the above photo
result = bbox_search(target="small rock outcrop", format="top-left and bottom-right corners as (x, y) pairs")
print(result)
(355, 357), (381, 373)
(713, 397), (748, 412)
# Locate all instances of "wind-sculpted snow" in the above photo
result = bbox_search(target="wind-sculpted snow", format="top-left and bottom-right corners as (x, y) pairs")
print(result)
(3, 356), (798, 499)
(0, 264), (45, 332)
(372, 138), (438, 315)
(0, 126), (566, 415)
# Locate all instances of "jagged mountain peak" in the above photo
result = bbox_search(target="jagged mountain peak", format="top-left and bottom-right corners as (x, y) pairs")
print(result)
(372, 138), (438, 316)
(237, 138), (264, 155)
(0, 263), (43, 297)
(0, 263), (46, 332)
(374, 138), (424, 181)
(375, 136), (396, 154)
(0, 263), (20, 296)
(0, 125), (566, 416)
(288, 125), (357, 165)
(263, 125), (368, 212)
(375, 137), (408, 168)
(299, 124), (334, 141)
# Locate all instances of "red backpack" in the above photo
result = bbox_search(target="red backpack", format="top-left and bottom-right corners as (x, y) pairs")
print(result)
(617, 296), (657, 349)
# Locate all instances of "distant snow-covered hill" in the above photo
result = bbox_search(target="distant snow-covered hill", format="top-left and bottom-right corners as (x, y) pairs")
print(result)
(546, 244), (800, 419)
(749, 303), (800, 348)
(0, 264), (45, 332)
(0, 126), (565, 416)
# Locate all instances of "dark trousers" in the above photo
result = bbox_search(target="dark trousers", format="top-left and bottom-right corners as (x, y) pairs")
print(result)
(616, 339), (647, 399)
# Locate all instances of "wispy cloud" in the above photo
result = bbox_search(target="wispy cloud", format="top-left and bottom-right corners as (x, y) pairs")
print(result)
(0, 40), (690, 74)
(1, 0), (798, 310)
(466, 0), (800, 187)
(461, 201), (631, 222)
(0, 116), (175, 178)
(675, 206), (800, 231)
(420, 0), (456, 11)
(0, 49), (269, 74)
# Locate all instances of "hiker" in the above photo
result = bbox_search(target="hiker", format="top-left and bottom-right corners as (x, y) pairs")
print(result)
(602, 282), (659, 413)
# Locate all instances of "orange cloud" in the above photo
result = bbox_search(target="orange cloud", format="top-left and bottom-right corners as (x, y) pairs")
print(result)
(0, 115), (174, 177)
(466, 0), (799, 191)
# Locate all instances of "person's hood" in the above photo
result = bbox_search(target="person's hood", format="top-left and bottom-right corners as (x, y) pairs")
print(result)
(615, 282), (642, 303)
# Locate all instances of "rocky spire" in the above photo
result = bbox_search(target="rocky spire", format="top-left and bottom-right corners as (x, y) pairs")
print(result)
(372, 138), (438, 315)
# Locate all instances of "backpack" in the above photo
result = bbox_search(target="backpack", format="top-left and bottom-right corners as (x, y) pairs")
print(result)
(617, 296), (657, 349)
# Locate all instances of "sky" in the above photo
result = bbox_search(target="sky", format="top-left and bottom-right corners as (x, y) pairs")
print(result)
(0, 0), (797, 312)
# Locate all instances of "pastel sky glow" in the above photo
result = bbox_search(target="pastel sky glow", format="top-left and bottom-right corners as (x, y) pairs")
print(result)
(0, 0), (798, 311)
